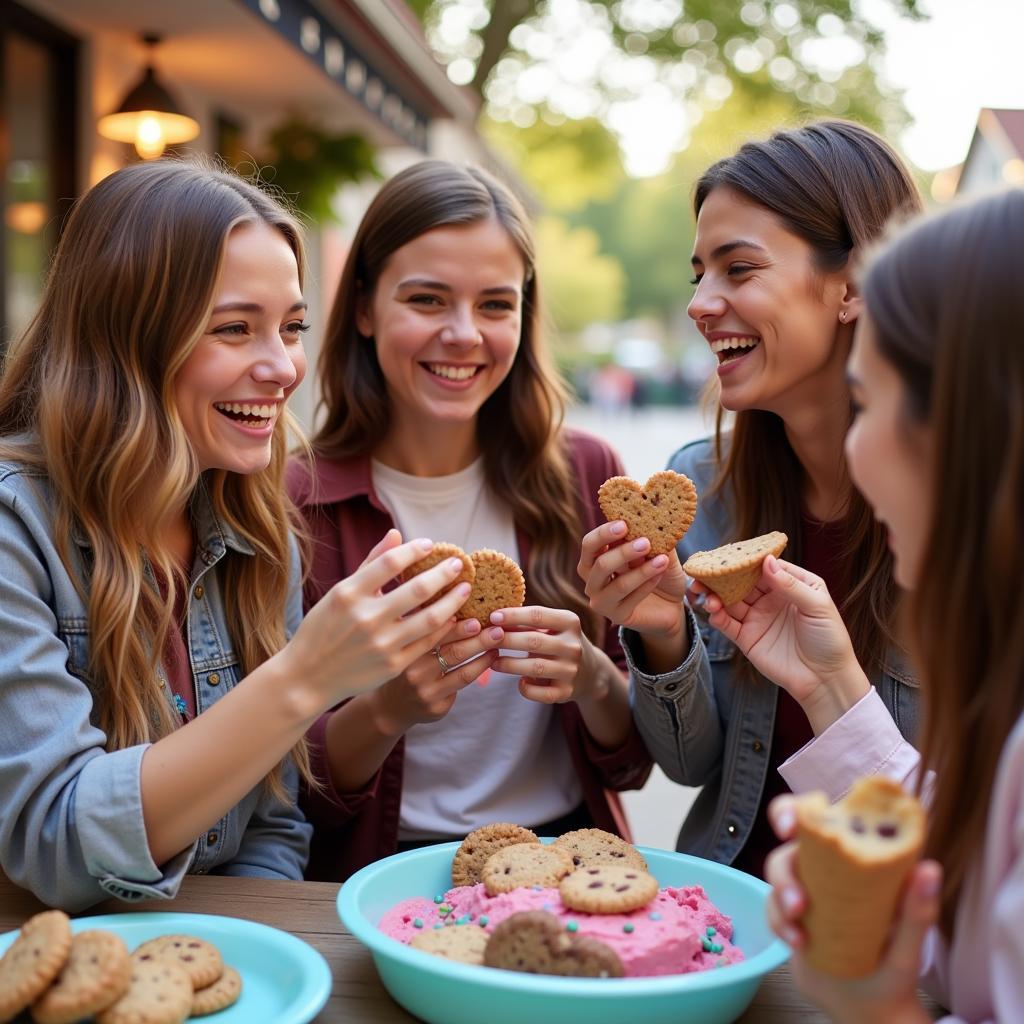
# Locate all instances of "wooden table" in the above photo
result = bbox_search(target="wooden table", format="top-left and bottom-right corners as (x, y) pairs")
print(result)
(0, 875), (940, 1022)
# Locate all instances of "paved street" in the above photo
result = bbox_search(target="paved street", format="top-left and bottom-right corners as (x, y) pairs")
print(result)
(565, 403), (711, 850)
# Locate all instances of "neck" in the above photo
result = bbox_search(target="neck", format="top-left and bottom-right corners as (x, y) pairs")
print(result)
(776, 382), (852, 523)
(374, 419), (481, 477)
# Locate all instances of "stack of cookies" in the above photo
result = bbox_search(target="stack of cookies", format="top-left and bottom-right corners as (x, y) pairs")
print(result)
(0, 911), (241, 1023)
(398, 824), (714, 979)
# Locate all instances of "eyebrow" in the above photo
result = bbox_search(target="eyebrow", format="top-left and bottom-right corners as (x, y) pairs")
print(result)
(690, 240), (768, 266)
(210, 300), (308, 315)
(396, 278), (520, 296)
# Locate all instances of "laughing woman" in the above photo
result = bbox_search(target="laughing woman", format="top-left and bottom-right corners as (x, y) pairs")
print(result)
(289, 160), (652, 881)
(578, 120), (924, 877)
(0, 160), (472, 911)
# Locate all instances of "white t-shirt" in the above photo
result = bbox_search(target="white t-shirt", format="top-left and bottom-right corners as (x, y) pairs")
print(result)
(371, 457), (582, 840)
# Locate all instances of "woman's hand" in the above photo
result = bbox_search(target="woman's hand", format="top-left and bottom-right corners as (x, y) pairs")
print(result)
(701, 556), (870, 730)
(279, 530), (476, 709)
(765, 796), (939, 1024)
(577, 521), (688, 638)
(364, 617), (505, 736)
(487, 606), (608, 705)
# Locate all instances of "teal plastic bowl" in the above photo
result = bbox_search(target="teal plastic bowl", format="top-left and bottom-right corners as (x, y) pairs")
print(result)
(338, 841), (789, 1024)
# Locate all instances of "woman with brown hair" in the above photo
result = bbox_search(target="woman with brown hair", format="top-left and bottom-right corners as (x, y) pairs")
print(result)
(730, 188), (1024, 1022)
(288, 160), (651, 881)
(579, 120), (923, 877)
(0, 159), (471, 911)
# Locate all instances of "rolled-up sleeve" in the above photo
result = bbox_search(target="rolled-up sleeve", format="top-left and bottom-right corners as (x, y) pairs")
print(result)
(626, 604), (724, 786)
(0, 489), (195, 911)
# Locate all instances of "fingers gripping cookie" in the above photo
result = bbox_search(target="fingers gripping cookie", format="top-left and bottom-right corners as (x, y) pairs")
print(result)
(683, 531), (788, 606)
(598, 471), (698, 556)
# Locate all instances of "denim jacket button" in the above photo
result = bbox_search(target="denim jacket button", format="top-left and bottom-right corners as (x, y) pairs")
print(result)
(207, 831), (218, 846)
(207, 672), (220, 686)
(193, 584), (205, 600)
(664, 682), (678, 693)
(726, 823), (737, 835)
(751, 739), (763, 752)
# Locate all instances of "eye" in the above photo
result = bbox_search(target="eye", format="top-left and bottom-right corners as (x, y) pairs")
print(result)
(482, 299), (515, 311)
(213, 322), (249, 337)
(283, 321), (311, 337)
(727, 263), (756, 276)
(409, 294), (443, 306)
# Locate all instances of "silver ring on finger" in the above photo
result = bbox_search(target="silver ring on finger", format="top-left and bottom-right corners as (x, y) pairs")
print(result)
(434, 646), (451, 675)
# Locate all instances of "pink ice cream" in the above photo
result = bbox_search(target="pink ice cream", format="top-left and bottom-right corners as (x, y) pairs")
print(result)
(378, 882), (743, 977)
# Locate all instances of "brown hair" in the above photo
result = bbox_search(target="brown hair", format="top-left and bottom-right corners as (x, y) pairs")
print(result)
(694, 120), (923, 675)
(312, 160), (601, 639)
(0, 158), (312, 798)
(862, 188), (1024, 935)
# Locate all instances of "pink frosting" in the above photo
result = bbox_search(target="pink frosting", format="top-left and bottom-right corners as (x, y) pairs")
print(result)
(378, 882), (743, 977)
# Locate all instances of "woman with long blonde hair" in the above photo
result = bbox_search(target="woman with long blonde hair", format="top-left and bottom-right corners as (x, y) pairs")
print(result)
(289, 160), (652, 881)
(0, 159), (472, 911)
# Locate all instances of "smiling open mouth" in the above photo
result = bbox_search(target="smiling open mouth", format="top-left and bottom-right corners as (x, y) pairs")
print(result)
(423, 363), (482, 381)
(214, 401), (275, 426)
(710, 337), (761, 364)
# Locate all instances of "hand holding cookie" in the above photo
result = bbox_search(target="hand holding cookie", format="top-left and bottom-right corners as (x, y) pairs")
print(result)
(703, 555), (871, 719)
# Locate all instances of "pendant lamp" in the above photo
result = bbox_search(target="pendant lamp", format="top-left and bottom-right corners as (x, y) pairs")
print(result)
(97, 34), (200, 159)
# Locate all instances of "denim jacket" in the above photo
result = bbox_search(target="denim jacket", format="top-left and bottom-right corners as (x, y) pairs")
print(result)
(627, 437), (920, 864)
(0, 459), (311, 911)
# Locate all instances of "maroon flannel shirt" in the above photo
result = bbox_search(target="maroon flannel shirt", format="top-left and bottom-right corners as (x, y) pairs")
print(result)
(287, 428), (654, 882)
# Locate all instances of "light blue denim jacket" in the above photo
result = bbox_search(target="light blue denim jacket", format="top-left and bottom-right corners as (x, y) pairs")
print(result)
(627, 437), (920, 864)
(0, 459), (311, 911)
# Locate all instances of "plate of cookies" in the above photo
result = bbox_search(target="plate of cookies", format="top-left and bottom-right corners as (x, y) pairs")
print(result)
(0, 909), (330, 1023)
(337, 825), (789, 1024)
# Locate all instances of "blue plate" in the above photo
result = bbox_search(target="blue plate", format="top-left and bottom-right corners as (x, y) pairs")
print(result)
(0, 911), (330, 1024)
(338, 841), (790, 1024)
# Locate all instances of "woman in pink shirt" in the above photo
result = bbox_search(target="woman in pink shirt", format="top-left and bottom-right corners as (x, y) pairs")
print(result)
(701, 187), (1024, 1022)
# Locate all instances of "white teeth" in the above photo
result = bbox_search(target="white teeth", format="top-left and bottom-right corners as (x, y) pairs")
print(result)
(214, 402), (277, 419)
(710, 337), (761, 354)
(426, 364), (478, 381)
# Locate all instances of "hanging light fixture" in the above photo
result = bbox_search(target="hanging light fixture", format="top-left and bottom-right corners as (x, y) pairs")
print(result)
(97, 33), (200, 159)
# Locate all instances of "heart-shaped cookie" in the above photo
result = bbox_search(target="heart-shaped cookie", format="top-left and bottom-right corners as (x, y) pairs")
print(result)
(456, 548), (526, 623)
(483, 910), (624, 978)
(597, 471), (698, 556)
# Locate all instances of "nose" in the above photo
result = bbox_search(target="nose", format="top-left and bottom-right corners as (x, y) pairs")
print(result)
(441, 303), (482, 348)
(687, 275), (728, 325)
(252, 332), (299, 388)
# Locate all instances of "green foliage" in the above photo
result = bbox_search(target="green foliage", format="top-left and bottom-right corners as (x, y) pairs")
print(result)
(259, 118), (380, 225)
(482, 113), (624, 212)
(535, 216), (625, 335)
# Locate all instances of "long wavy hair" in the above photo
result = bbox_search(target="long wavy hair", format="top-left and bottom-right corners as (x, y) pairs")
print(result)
(694, 120), (923, 675)
(312, 160), (601, 640)
(862, 188), (1024, 937)
(0, 159), (312, 798)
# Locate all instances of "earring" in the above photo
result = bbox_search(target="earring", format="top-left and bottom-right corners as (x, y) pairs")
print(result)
(840, 311), (847, 322)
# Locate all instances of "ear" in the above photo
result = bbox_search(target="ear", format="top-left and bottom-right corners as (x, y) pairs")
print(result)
(355, 285), (374, 338)
(838, 280), (863, 326)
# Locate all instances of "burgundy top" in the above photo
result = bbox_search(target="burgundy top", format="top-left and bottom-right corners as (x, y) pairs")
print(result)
(730, 513), (850, 878)
(286, 428), (654, 883)
(155, 569), (195, 721)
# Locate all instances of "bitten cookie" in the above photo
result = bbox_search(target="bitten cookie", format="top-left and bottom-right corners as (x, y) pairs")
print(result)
(451, 823), (541, 886)
(597, 471), (698, 556)
(399, 542), (476, 597)
(455, 549), (526, 623)
(132, 934), (222, 990)
(795, 775), (926, 978)
(552, 828), (648, 872)
(410, 926), (489, 966)
(683, 530), (788, 605)
(559, 865), (659, 914)
(481, 843), (575, 896)
(95, 960), (193, 1024)
(0, 910), (72, 1023)
(31, 930), (131, 1024)
(483, 911), (624, 978)
(190, 965), (242, 1017)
